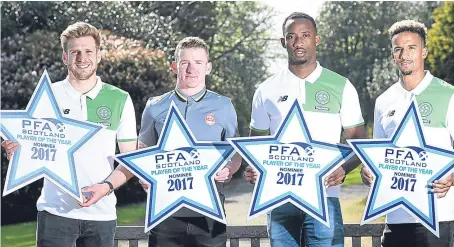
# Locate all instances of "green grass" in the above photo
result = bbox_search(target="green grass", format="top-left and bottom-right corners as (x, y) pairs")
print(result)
(1, 203), (146, 247)
(1, 222), (37, 247)
(117, 203), (145, 225)
(343, 166), (362, 186)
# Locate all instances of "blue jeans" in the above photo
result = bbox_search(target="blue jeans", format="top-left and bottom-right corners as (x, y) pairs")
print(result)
(267, 198), (344, 247)
(36, 210), (116, 247)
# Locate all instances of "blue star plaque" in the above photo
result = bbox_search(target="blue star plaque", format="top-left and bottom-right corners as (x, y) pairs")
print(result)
(1, 70), (102, 203)
(228, 100), (353, 227)
(348, 101), (454, 237)
(115, 103), (235, 232)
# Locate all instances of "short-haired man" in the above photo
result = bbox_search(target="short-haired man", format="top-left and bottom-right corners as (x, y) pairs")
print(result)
(361, 20), (454, 247)
(81, 37), (242, 247)
(244, 12), (366, 247)
(2, 22), (138, 247)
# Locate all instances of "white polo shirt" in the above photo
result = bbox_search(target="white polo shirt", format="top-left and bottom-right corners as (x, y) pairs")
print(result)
(374, 71), (454, 223)
(250, 62), (364, 197)
(36, 77), (137, 221)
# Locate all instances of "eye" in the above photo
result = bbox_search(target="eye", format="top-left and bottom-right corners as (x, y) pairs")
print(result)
(302, 33), (310, 38)
(394, 48), (401, 53)
(286, 34), (294, 40)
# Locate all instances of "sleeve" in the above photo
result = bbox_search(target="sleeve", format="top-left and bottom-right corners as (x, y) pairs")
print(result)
(138, 99), (158, 146)
(445, 94), (454, 142)
(373, 99), (386, 139)
(116, 94), (138, 142)
(222, 100), (239, 139)
(340, 79), (365, 129)
(249, 86), (270, 132)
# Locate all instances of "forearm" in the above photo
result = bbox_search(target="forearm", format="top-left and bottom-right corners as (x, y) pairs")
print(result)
(342, 155), (361, 175)
(226, 153), (242, 174)
(105, 165), (135, 190)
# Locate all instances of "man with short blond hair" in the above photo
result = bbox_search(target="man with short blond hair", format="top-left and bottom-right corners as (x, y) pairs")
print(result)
(80, 36), (242, 247)
(2, 21), (137, 247)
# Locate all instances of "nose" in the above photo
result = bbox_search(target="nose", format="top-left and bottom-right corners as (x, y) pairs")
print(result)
(293, 36), (304, 48)
(400, 48), (411, 61)
(76, 52), (89, 62)
(186, 63), (195, 73)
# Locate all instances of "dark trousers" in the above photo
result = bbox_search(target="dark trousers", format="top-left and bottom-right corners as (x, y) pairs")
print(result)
(382, 221), (454, 247)
(36, 210), (117, 247)
(148, 216), (227, 247)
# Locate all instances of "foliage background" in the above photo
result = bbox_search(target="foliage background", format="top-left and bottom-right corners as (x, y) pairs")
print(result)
(1, 1), (453, 225)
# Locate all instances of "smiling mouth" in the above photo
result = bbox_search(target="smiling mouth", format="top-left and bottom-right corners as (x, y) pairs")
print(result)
(76, 64), (90, 69)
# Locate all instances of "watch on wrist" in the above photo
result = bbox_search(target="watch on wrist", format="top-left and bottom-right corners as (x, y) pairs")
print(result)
(99, 180), (114, 195)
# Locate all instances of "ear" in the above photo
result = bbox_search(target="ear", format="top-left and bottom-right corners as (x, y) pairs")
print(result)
(390, 49), (398, 64)
(62, 51), (68, 66)
(280, 38), (286, 49)
(315, 35), (320, 47)
(422, 46), (428, 59)
(96, 49), (102, 64)
(171, 61), (178, 75)
(206, 62), (212, 75)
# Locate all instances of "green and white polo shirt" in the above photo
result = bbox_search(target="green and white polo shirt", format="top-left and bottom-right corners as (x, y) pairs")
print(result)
(374, 71), (454, 223)
(250, 62), (364, 198)
(36, 77), (137, 221)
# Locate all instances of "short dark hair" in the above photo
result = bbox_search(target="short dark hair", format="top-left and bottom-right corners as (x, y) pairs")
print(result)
(282, 12), (317, 35)
(388, 20), (427, 46)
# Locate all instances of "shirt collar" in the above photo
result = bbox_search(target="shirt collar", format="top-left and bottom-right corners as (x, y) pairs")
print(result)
(286, 61), (323, 84)
(63, 77), (103, 100)
(398, 70), (433, 95)
(174, 86), (207, 102)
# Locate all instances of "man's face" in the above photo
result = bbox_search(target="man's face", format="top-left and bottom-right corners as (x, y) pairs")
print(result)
(281, 18), (319, 66)
(63, 36), (100, 80)
(391, 31), (427, 76)
(172, 48), (211, 89)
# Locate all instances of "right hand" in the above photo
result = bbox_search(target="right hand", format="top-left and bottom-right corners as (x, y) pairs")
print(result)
(1, 140), (20, 160)
(139, 180), (149, 193)
(244, 166), (258, 184)
(361, 165), (374, 186)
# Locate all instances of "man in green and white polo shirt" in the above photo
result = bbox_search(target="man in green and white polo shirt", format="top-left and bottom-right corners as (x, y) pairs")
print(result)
(361, 20), (454, 247)
(2, 22), (137, 247)
(244, 12), (366, 247)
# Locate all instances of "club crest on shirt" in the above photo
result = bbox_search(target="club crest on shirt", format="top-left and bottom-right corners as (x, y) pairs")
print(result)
(97, 106), (112, 120)
(205, 113), (216, 126)
(419, 102), (433, 117)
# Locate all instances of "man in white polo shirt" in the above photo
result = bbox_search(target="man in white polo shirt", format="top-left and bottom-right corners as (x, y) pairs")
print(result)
(361, 20), (454, 247)
(2, 22), (137, 247)
(244, 12), (366, 247)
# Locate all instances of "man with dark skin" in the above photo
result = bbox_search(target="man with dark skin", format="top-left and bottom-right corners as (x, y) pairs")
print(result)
(245, 12), (366, 247)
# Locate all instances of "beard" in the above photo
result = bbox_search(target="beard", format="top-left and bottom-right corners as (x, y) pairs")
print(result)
(400, 68), (413, 76)
(289, 53), (313, 66)
(68, 63), (97, 80)
(290, 58), (309, 65)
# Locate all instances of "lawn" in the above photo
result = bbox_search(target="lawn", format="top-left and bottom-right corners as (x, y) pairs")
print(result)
(1, 203), (146, 247)
(343, 166), (362, 186)
(1, 171), (366, 247)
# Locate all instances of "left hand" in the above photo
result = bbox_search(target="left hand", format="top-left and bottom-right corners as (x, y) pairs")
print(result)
(214, 167), (232, 183)
(78, 183), (110, 207)
(430, 173), (454, 199)
(324, 166), (346, 188)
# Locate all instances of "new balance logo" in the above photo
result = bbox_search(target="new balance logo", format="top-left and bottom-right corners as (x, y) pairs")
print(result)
(387, 110), (395, 117)
(63, 109), (70, 114)
(278, 95), (288, 102)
